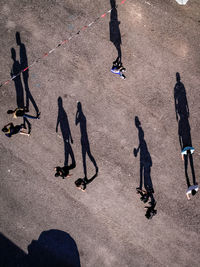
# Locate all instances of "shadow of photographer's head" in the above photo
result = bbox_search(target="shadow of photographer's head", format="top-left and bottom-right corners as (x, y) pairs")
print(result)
(27, 229), (80, 267)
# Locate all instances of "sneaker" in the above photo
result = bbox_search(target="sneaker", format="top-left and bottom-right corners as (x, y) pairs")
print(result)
(121, 67), (126, 73)
(120, 74), (126, 80)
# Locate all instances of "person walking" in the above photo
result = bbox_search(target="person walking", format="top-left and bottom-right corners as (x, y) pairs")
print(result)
(7, 107), (40, 119)
(111, 57), (126, 79)
(54, 166), (72, 179)
(2, 122), (30, 137)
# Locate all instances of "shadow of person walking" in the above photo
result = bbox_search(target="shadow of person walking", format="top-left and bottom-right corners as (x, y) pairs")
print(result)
(174, 73), (198, 200)
(0, 230), (81, 267)
(109, 0), (126, 79)
(75, 102), (98, 191)
(55, 97), (76, 178)
(134, 116), (157, 219)
(16, 32), (40, 116)
(10, 48), (24, 108)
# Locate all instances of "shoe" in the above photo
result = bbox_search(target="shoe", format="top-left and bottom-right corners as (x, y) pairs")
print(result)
(120, 74), (126, 80)
(37, 112), (41, 119)
(121, 67), (126, 73)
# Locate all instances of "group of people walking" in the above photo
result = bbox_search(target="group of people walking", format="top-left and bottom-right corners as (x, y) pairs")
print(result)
(54, 99), (98, 192)
(1, 1), (199, 220)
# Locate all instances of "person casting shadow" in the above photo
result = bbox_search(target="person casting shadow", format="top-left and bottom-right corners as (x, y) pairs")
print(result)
(75, 102), (98, 191)
(134, 116), (157, 219)
(109, 0), (126, 79)
(10, 48), (24, 108)
(16, 32), (39, 116)
(2, 121), (30, 138)
(56, 97), (76, 178)
(110, 0), (121, 61)
(174, 73), (198, 199)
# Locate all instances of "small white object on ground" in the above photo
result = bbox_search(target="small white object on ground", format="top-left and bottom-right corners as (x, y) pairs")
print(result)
(175, 0), (189, 5)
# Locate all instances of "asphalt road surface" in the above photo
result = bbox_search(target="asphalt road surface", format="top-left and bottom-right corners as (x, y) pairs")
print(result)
(0, 0), (200, 266)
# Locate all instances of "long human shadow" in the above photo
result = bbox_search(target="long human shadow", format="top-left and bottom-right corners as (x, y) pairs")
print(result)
(134, 116), (157, 219)
(16, 32), (39, 115)
(174, 72), (196, 187)
(0, 230), (81, 267)
(109, 0), (122, 61)
(56, 97), (76, 169)
(10, 48), (24, 108)
(75, 102), (98, 184)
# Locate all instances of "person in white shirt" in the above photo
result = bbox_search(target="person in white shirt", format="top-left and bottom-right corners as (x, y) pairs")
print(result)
(181, 147), (198, 199)
(186, 185), (199, 200)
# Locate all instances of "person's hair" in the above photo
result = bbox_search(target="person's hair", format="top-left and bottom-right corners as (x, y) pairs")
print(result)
(55, 172), (60, 177)
(2, 127), (8, 132)
(7, 110), (14, 114)
(191, 189), (197, 196)
(75, 178), (83, 187)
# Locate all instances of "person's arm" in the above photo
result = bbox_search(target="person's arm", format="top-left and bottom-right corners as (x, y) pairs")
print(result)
(186, 192), (190, 200)
(4, 123), (13, 127)
(134, 145), (140, 157)
(19, 130), (30, 136)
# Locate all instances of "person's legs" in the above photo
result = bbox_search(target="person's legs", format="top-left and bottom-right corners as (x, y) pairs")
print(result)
(189, 153), (196, 185)
(184, 154), (191, 187)
(23, 117), (31, 134)
(23, 114), (39, 119)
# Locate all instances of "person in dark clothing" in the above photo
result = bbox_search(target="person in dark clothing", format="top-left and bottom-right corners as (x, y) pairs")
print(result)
(2, 122), (30, 137)
(174, 73), (198, 199)
(75, 172), (98, 192)
(111, 57), (126, 79)
(56, 97), (76, 168)
(16, 32), (40, 116)
(7, 107), (40, 119)
(145, 202), (157, 219)
(75, 102), (98, 180)
(109, 0), (126, 79)
(134, 116), (156, 219)
(75, 178), (87, 191)
(54, 166), (72, 179)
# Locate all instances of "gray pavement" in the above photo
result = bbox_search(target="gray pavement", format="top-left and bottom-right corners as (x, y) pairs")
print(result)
(0, 0), (200, 266)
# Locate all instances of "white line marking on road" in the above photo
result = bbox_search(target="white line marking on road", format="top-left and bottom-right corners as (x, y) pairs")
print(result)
(145, 1), (152, 6)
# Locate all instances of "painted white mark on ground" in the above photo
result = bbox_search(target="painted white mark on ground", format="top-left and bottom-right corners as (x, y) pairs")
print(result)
(8, 169), (11, 172)
(145, 1), (152, 6)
